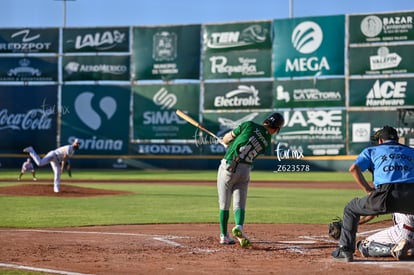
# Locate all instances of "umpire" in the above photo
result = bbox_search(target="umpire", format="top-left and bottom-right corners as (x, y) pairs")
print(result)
(332, 125), (414, 262)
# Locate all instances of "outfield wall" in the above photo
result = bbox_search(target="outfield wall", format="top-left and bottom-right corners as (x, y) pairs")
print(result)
(1, 11), (414, 171)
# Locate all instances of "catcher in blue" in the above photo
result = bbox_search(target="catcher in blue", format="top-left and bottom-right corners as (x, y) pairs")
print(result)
(23, 139), (80, 193)
(217, 113), (284, 247)
(332, 126), (414, 262)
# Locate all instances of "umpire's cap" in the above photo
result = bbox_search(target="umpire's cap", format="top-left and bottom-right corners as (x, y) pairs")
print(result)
(379, 125), (399, 141)
(264, 112), (285, 129)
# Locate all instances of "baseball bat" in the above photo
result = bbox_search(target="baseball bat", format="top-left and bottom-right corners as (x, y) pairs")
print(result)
(175, 109), (226, 147)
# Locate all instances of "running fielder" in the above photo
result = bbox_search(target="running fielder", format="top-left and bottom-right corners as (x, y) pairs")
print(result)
(23, 139), (80, 193)
(217, 113), (284, 246)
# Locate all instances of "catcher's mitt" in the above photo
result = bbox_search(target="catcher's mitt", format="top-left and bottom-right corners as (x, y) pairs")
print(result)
(328, 217), (342, 240)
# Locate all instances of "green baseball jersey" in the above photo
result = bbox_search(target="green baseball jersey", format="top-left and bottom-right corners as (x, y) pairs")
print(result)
(224, 121), (272, 164)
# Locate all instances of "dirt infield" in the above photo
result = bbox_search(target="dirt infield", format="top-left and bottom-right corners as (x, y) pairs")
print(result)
(1, 181), (414, 274)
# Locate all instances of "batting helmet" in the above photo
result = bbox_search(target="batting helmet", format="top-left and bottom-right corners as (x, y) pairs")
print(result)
(264, 112), (285, 129)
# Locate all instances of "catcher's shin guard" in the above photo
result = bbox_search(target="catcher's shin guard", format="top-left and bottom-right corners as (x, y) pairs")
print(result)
(358, 241), (394, 257)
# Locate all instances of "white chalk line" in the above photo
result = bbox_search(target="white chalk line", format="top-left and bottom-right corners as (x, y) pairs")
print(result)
(0, 228), (185, 246)
(2, 227), (414, 272)
(0, 263), (94, 275)
(0, 228), (187, 273)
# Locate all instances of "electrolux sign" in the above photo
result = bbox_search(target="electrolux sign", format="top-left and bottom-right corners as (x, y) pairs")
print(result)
(272, 15), (345, 77)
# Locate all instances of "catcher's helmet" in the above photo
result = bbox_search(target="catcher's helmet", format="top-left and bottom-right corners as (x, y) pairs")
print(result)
(264, 112), (284, 129)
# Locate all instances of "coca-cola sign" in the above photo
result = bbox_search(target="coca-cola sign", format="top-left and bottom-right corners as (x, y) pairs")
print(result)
(0, 85), (57, 153)
(0, 108), (53, 130)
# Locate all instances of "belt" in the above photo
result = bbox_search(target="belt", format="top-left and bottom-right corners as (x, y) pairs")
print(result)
(403, 224), (414, 232)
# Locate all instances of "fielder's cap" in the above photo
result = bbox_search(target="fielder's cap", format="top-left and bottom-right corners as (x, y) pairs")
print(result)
(379, 125), (398, 141)
(27, 158), (31, 161)
(73, 138), (81, 146)
(264, 112), (285, 129)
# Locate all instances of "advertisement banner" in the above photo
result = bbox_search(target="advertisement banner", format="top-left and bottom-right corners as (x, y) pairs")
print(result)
(133, 83), (200, 139)
(203, 21), (272, 52)
(349, 77), (414, 107)
(0, 85), (57, 153)
(273, 15), (345, 77)
(0, 28), (59, 53)
(201, 111), (273, 155)
(349, 44), (414, 75)
(276, 109), (346, 156)
(274, 78), (345, 108)
(135, 143), (201, 155)
(63, 27), (130, 53)
(62, 55), (130, 81)
(204, 81), (273, 110)
(61, 85), (130, 154)
(349, 11), (414, 44)
(203, 49), (271, 79)
(348, 111), (400, 154)
(0, 57), (57, 81)
(133, 25), (201, 80)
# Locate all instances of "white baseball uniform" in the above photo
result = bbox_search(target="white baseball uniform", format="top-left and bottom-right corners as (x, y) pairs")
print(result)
(27, 145), (76, 193)
(365, 213), (414, 246)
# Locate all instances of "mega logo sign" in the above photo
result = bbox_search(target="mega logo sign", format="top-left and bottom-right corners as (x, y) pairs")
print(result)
(273, 15), (345, 77)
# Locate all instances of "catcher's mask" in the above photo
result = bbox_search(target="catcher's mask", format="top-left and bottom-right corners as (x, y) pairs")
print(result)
(264, 112), (284, 130)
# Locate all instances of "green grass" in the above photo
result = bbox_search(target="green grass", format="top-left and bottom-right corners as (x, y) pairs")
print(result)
(0, 169), (384, 228)
(2, 169), (359, 181)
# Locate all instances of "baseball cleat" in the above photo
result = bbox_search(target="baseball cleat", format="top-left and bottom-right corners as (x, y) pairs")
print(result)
(232, 226), (251, 248)
(331, 246), (353, 262)
(219, 234), (235, 245)
(391, 239), (410, 260)
(23, 146), (33, 153)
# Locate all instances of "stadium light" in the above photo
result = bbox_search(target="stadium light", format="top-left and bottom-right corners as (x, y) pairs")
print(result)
(289, 0), (294, 18)
(54, 0), (77, 27)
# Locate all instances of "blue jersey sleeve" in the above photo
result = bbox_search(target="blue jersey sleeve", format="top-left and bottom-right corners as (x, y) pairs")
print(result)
(354, 147), (372, 172)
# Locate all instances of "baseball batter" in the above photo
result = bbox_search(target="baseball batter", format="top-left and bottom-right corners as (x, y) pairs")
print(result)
(217, 113), (284, 246)
(17, 158), (37, 181)
(23, 139), (80, 193)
